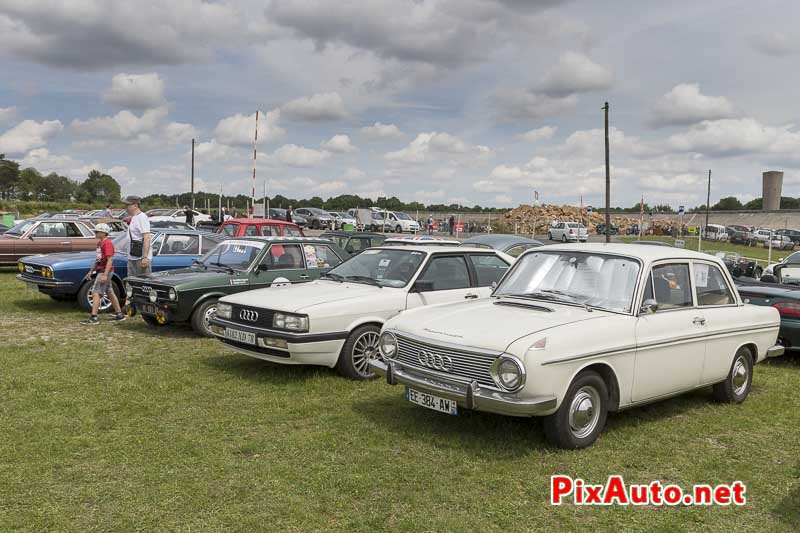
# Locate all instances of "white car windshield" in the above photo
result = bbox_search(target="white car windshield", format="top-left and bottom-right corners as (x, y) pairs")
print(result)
(394, 212), (412, 220)
(324, 248), (426, 287)
(495, 251), (641, 313)
(147, 209), (174, 216)
(200, 240), (265, 271)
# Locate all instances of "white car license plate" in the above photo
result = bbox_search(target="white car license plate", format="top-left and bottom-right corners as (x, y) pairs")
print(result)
(406, 386), (457, 415)
(141, 303), (156, 315)
(225, 328), (257, 346)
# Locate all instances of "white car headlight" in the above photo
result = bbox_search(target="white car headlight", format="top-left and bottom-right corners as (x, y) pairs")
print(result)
(379, 331), (397, 359)
(168, 288), (177, 301)
(217, 302), (232, 319)
(491, 356), (525, 392)
(273, 313), (309, 332)
(125, 283), (133, 298)
(149, 290), (158, 303)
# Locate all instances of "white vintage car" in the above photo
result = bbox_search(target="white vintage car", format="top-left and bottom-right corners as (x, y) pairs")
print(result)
(370, 243), (783, 449)
(209, 245), (514, 379)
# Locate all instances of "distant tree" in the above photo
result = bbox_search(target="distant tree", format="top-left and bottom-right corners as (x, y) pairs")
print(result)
(17, 167), (42, 200)
(744, 198), (763, 210)
(712, 196), (743, 210)
(781, 196), (800, 209)
(0, 154), (20, 200)
(77, 170), (121, 203)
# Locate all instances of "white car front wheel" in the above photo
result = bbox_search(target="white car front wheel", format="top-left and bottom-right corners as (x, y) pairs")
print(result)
(542, 370), (609, 449)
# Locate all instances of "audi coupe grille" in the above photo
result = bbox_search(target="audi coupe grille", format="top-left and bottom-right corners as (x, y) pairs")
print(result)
(227, 305), (276, 329)
(393, 334), (500, 389)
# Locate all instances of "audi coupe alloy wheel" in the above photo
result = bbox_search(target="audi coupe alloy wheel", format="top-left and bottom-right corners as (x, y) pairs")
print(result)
(352, 330), (381, 377)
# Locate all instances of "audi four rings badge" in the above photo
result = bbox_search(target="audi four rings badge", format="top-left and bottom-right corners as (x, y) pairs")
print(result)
(239, 309), (259, 322)
(417, 350), (452, 371)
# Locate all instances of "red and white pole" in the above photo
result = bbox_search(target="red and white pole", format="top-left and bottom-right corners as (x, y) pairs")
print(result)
(251, 110), (259, 215)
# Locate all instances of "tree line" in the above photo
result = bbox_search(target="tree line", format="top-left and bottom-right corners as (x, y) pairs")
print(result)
(0, 154), (121, 203)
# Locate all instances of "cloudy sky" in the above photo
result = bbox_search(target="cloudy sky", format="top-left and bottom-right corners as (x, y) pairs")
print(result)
(1, 0), (799, 208)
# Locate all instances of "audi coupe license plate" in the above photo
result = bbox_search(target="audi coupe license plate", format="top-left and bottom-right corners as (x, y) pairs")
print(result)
(406, 386), (458, 415)
(224, 328), (256, 346)
(141, 304), (156, 315)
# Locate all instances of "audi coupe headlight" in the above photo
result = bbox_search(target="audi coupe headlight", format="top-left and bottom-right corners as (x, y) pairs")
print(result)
(149, 289), (158, 303)
(491, 356), (525, 392)
(217, 302), (232, 319)
(379, 331), (398, 359)
(273, 313), (309, 332)
(168, 288), (177, 301)
(125, 283), (133, 298)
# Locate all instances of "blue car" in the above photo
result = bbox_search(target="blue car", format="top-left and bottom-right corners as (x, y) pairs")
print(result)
(16, 229), (225, 312)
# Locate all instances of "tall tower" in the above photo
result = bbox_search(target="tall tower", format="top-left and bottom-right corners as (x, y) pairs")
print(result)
(762, 171), (783, 211)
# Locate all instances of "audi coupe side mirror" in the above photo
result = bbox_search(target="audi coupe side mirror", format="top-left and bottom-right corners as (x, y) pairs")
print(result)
(640, 299), (658, 315)
(257, 263), (269, 272)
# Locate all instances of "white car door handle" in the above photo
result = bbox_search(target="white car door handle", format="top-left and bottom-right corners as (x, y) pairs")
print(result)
(692, 317), (706, 325)
(464, 293), (479, 299)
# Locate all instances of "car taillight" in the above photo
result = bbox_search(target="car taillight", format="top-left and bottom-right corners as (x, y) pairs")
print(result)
(772, 301), (800, 317)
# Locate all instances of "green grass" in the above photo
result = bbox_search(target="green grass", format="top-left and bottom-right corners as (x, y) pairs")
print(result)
(1, 270), (799, 531)
(618, 236), (793, 264)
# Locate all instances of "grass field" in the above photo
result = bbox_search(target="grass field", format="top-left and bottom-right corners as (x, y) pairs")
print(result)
(1, 269), (799, 531)
(618, 236), (794, 264)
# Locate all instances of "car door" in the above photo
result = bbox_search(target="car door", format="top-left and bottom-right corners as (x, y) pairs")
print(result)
(153, 234), (201, 271)
(632, 261), (707, 402)
(692, 260), (741, 384)
(405, 253), (475, 308)
(302, 243), (344, 280)
(254, 243), (307, 287)
(467, 253), (512, 297)
(21, 222), (73, 258)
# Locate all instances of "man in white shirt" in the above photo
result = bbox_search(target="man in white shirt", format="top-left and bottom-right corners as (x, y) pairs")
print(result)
(123, 196), (152, 276)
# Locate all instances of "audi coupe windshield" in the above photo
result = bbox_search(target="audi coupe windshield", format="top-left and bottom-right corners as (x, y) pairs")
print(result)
(495, 251), (641, 313)
(324, 248), (426, 288)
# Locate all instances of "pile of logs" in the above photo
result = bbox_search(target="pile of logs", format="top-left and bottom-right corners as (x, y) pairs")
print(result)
(504, 204), (642, 235)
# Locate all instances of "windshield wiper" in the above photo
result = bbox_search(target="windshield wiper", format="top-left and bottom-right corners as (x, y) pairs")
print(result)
(192, 259), (207, 270)
(209, 262), (235, 274)
(321, 272), (346, 283)
(345, 275), (382, 287)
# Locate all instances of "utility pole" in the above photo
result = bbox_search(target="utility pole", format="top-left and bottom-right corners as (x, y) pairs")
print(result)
(190, 138), (195, 210)
(603, 102), (611, 243)
(705, 169), (711, 235)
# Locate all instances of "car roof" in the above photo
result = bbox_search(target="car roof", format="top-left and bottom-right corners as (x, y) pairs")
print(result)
(461, 234), (543, 247)
(155, 228), (220, 237)
(373, 245), (489, 253)
(531, 242), (724, 262)
(218, 236), (335, 244)
(320, 231), (385, 238)
(224, 218), (296, 225)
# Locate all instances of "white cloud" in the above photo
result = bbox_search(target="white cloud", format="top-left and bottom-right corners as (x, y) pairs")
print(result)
(162, 122), (197, 145)
(194, 139), (234, 163)
(321, 134), (356, 153)
(213, 110), (284, 147)
(70, 107), (167, 140)
(539, 52), (612, 96)
(103, 72), (166, 109)
(385, 132), (492, 165)
(667, 118), (800, 156)
(0, 119), (63, 155)
(494, 89), (577, 120)
(0, 1), (249, 69)
(413, 189), (446, 203)
(281, 92), (347, 121)
(749, 31), (800, 57)
(649, 84), (736, 128)
(361, 122), (403, 139)
(273, 144), (331, 167)
(0, 106), (17, 125)
(493, 194), (513, 205)
(520, 126), (557, 143)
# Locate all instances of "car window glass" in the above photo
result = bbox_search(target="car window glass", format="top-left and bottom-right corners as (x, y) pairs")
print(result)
(161, 234), (200, 255)
(260, 225), (278, 236)
(221, 223), (237, 237)
(284, 226), (301, 237)
(65, 223), (83, 237)
(201, 236), (221, 253)
(243, 225), (259, 237)
(694, 263), (734, 306)
(266, 244), (304, 270)
(304, 244), (342, 269)
(33, 222), (67, 237)
(506, 244), (533, 257)
(370, 237), (386, 247)
(469, 254), (510, 286)
(651, 263), (693, 310)
(418, 255), (471, 291)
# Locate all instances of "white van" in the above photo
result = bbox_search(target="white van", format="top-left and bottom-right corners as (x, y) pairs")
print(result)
(703, 224), (729, 241)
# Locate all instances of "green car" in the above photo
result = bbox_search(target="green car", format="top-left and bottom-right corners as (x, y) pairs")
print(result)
(124, 236), (347, 336)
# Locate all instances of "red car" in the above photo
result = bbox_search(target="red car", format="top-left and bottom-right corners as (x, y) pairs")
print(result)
(216, 218), (305, 238)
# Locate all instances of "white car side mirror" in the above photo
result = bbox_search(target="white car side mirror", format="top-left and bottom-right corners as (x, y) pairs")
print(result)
(640, 299), (658, 315)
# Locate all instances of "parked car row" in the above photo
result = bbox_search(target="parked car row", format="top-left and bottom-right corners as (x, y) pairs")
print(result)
(12, 225), (787, 449)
